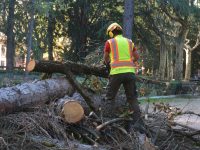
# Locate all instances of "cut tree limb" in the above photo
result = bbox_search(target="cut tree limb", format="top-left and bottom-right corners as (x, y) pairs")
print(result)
(27, 59), (108, 78)
(27, 60), (166, 85)
(0, 78), (74, 114)
(64, 70), (95, 111)
(96, 118), (132, 131)
(28, 60), (98, 111)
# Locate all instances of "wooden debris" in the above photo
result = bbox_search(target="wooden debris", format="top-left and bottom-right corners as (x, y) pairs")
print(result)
(0, 78), (74, 114)
(61, 100), (84, 123)
(27, 59), (167, 85)
(27, 59), (108, 78)
(96, 118), (132, 131)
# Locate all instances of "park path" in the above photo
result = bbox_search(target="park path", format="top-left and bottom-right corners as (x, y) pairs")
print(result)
(140, 95), (200, 114)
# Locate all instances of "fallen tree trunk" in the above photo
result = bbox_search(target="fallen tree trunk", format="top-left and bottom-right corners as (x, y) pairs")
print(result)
(27, 60), (166, 85)
(27, 59), (108, 78)
(0, 78), (74, 114)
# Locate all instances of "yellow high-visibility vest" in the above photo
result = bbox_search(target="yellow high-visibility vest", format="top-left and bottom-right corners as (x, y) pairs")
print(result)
(108, 35), (135, 75)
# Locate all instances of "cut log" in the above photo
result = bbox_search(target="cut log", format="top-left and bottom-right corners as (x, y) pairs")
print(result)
(62, 100), (84, 123)
(27, 59), (166, 85)
(55, 95), (84, 123)
(0, 78), (74, 114)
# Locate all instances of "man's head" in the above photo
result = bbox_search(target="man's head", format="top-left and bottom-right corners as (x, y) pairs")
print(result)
(106, 23), (123, 38)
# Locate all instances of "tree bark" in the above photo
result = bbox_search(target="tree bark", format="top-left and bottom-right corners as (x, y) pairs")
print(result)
(6, 0), (16, 71)
(0, 78), (74, 114)
(167, 46), (174, 80)
(123, 0), (134, 39)
(27, 59), (109, 78)
(184, 31), (200, 80)
(174, 27), (189, 80)
(184, 49), (192, 81)
(159, 36), (167, 80)
(27, 59), (166, 85)
(47, 13), (55, 61)
(26, 0), (35, 73)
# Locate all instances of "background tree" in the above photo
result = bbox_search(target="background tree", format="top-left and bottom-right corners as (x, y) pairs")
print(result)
(66, 0), (123, 61)
(184, 29), (200, 80)
(6, 0), (16, 71)
(123, 0), (134, 39)
(159, 0), (199, 80)
(26, 0), (35, 72)
(47, 0), (56, 61)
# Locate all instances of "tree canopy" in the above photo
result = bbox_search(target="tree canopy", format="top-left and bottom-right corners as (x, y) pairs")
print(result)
(0, 0), (199, 80)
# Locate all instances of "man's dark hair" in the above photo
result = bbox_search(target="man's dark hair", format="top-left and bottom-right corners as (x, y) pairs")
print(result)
(112, 29), (123, 36)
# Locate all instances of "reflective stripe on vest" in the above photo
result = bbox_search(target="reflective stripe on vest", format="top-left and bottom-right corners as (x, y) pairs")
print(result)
(108, 35), (135, 75)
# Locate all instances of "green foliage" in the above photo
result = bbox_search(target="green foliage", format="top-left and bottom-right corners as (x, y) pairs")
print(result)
(0, 0), (199, 79)
(65, 0), (123, 61)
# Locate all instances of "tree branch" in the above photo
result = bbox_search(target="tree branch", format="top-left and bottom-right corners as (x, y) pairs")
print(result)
(191, 30), (200, 51)
(160, 4), (185, 26)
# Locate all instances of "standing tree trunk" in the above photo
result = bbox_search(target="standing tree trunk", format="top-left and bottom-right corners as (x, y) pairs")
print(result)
(184, 49), (192, 80)
(26, 0), (35, 73)
(167, 45), (174, 80)
(68, 0), (88, 61)
(159, 36), (167, 80)
(47, 13), (55, 61)
(184, 31), (200, 80)
(6, 0), (16, 71)
(174, 27), (189, 80)
(123, 0), (134, 39)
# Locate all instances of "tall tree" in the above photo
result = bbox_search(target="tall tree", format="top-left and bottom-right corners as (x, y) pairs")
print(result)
(6, 0), (16, 71)
(184, 30), (200, 80)
(160, 0), (200, 80)
(26, 0), (35, 71)
(123, 0), (134, 39)
(47, 12), (55, 61)
(46, 0), (56, 61)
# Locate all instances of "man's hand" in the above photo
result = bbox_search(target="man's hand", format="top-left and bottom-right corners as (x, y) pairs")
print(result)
(104, 61), (110, 73)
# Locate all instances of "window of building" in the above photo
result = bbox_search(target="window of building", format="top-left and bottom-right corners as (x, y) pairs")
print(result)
(1, 61), (5, 66)
(1, 45), (6, 57)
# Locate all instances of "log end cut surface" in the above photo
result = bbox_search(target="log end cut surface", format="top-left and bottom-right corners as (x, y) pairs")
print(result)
(27, 60), (36, 72)
(62, 100), (84, 123)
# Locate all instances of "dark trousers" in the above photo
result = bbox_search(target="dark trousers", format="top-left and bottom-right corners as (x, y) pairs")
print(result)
(105, 73), (141, 122)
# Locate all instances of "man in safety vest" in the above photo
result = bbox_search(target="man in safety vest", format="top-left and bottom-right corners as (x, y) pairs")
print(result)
(103, 22), (145, 133)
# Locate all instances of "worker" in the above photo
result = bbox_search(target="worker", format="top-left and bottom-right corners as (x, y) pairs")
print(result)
(103, 22), (145, 133)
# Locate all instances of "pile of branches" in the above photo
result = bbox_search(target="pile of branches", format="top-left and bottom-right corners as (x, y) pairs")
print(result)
(1, 59), (200, 150)
(0, 99), (200, 150)
(0, 106), (141, 150)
